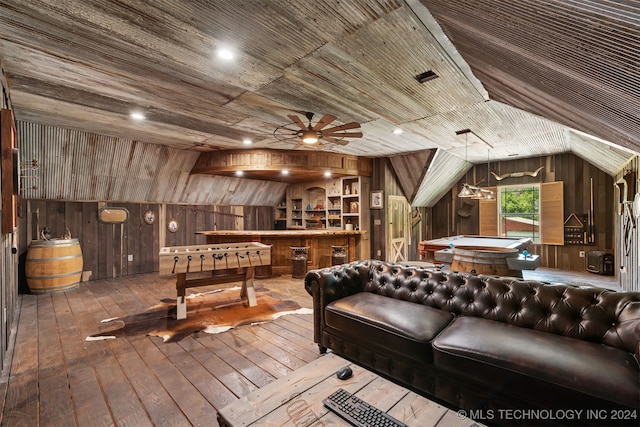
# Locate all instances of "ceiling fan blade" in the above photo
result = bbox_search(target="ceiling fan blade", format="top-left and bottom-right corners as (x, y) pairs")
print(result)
(312, 114), (337, 131)
(324, 131), (363, 138)
(322, 136), (350, 146)
(287, 115), (307, 131)
(322, 122), (361, 133)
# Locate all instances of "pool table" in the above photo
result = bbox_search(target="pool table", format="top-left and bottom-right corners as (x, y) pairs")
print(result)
(419, 235), (537, 277)
(419, 235), (532, 258)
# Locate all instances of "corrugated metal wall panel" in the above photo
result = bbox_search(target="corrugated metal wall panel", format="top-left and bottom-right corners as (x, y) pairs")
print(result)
(16, 121), (286, 206)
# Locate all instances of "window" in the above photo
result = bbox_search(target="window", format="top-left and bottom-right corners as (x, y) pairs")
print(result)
(480, 181), (563, 245)
(498, 184), (540, 242)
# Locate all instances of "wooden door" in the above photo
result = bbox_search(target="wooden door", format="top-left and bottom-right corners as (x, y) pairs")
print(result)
(387, 195), (410, 262)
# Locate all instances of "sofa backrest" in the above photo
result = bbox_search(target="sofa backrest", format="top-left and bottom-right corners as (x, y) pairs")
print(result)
(364, 261), (640, 355)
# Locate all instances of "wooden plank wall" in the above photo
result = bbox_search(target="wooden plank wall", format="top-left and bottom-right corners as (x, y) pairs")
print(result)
(0, 200), (17, 375)
(370, 158), (388, 261)
(371, 158), (426, 261)
(0, 69), (18, 376)
(19, 201), (275, 282)
(428, 153), (614, 273)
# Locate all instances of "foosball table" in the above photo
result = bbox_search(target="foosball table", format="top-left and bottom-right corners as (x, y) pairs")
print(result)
(159, 242), (272, 319)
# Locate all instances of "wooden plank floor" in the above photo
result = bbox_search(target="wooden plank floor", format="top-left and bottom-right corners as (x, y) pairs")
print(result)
(0, 267), (620, 426)
(0, 273), (317, 427)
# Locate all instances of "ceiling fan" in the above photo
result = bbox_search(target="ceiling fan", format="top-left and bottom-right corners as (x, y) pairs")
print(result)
(273, 112), (363, 147)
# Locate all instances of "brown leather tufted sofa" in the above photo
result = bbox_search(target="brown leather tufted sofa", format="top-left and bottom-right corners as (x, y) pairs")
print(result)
(304, 260), (640, 426)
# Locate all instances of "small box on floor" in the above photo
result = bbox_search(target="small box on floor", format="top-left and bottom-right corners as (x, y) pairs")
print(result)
(586, 251), (614, 275)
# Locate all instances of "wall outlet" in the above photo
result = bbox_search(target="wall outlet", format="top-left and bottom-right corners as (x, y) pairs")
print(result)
(579, 251), (585, 258)
(128, 254), (134, 262)
(377, 250), (382, 257)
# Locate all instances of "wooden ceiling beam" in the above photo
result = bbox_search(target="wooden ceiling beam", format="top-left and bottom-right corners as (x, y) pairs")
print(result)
(191, 149), (372, 183)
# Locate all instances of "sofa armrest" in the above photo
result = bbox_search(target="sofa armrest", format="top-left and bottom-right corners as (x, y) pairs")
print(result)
(305, 261), (370, 300)
(304, 261), (374, 348)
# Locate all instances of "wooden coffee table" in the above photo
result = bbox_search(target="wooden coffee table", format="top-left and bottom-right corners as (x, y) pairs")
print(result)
(217, 353), (480, 426)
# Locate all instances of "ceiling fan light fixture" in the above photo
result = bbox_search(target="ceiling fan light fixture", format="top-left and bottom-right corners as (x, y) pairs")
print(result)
(301, 130), (319, 144)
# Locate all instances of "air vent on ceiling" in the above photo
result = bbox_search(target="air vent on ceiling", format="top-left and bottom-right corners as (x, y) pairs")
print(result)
(415, 70), (438, 83)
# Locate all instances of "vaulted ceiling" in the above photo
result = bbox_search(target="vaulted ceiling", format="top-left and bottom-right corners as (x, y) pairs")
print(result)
(0, 0), (638, 206)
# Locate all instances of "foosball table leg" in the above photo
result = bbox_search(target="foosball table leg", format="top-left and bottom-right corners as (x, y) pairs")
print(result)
(240, 266), (258, 307)
(176, 273), (188, 320)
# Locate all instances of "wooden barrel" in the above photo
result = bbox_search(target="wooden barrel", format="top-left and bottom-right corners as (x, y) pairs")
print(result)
(451, 247), (522, 278)
(25, 239), (83, 294)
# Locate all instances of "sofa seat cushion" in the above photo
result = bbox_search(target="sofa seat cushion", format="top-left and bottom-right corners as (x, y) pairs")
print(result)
(325, 292), (454, 363)
(432, 316), (639, 408)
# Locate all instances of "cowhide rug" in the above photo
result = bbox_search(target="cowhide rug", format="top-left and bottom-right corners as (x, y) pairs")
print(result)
(86, 286), (312, 343)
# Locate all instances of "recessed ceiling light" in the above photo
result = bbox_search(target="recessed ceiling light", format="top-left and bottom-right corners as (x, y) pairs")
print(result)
(130, 112), (145, 120)
(281, 169), (289, 175)
(393, 128), (403, 135)
(324, 171), (332, 178)
(243, 138), (252, 145)
(217, 47), (234, 60)
(235, 170), (244, 176)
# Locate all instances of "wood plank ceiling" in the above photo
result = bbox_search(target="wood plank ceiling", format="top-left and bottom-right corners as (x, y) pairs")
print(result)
(0, 0), (637, 206)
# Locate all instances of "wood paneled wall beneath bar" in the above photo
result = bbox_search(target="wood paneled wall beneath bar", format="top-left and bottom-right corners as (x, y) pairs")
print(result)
(428, 153), (614, 274)
(20, 200), (275, 282)
(199, 230), (365, 275)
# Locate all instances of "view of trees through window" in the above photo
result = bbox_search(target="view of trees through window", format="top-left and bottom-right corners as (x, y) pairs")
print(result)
(499, 185), (540, 242)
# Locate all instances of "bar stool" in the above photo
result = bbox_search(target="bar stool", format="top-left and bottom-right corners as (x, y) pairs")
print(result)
(290, 246), (309, 278)
(331, 245), (348, 266)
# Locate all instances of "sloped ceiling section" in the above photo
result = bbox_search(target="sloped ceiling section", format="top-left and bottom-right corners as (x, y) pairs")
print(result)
(17, 122), (287, 206)
(566, 129), (635, 176)
(1, 0), (629, 166)
(424, 0), (640, 154)
(412, 149), (469, 207)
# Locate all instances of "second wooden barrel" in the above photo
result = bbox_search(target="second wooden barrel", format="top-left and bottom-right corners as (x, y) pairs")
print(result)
(25, 239), (83, 294)
(451, 247), (522, 278)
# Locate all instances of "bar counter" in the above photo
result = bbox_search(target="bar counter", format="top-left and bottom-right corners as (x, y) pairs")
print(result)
(196, 229), (366, 276)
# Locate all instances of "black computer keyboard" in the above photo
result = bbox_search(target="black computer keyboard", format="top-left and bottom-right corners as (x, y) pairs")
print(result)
(323, 388), (408, 427)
